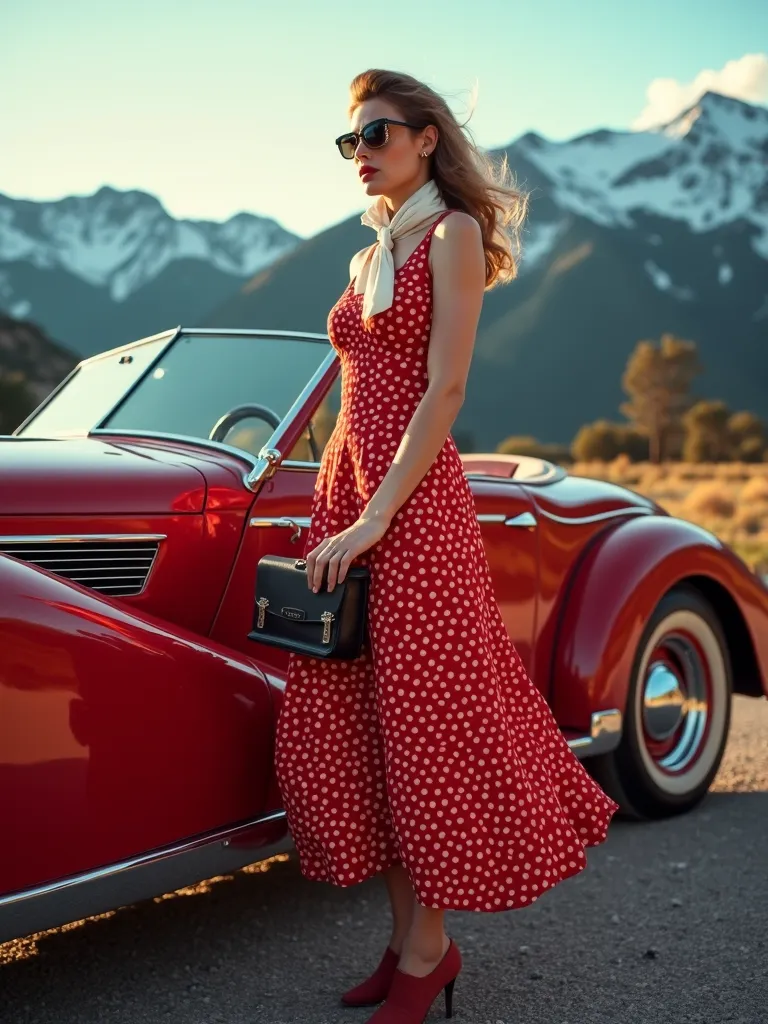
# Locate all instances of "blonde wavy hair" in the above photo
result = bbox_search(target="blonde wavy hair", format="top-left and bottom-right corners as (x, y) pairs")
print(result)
(347, 69), (529, 289)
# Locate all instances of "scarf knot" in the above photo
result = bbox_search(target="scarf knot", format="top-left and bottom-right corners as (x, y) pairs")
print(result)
(349, 179), (448, 321)
(377, 224), (393, 252)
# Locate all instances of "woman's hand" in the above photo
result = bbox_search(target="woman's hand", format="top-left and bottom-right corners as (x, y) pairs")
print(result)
(305, 512), (391, 593)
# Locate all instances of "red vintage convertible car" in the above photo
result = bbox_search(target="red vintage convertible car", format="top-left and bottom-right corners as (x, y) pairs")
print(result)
(2, 326), (767, 944)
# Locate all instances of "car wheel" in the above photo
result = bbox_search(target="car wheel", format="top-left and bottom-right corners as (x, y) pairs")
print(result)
(587, 585), (732, 820)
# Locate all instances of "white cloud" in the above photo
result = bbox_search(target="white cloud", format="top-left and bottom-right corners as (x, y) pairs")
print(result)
(631, 53), (768, 131)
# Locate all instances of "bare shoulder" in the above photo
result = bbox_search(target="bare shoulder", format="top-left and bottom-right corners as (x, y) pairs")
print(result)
(429, 210), (485, 278)
(434, 208), (481, 244)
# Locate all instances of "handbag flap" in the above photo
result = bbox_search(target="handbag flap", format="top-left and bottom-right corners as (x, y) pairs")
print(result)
(256, 554), (367, 622)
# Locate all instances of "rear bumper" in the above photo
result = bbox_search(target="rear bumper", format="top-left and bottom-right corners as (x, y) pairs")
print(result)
(564, 709), (623, 758)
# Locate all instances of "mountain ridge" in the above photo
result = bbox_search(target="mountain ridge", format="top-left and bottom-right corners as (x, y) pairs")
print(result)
(2, 90), (766, 447)
(0, 185), (301, 354)
(202, 90), (768, 447)
(0, 314), (77, 403)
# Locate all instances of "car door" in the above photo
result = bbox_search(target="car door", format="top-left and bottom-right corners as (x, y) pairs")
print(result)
(210, 372), (342, 672)
(468, 477), (539, 684)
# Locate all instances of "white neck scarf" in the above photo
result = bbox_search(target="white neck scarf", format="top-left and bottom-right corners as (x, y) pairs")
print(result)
(349, 178), (448, 321)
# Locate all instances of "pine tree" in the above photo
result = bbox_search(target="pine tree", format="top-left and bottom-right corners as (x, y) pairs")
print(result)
(620, 333), (701, 463)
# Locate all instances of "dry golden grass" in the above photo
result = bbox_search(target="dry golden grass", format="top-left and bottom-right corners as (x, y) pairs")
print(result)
(569, 459), (768, 575)
(682, 482), (736, 519)
(740, 475), (768, 505)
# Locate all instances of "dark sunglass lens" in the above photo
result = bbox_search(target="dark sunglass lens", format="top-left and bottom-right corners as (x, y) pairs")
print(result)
(362, 121), (388, 148)
(338, 135), (357, 159)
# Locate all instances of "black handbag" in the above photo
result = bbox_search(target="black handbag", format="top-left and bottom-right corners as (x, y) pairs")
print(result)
(248, 554), (371, 659)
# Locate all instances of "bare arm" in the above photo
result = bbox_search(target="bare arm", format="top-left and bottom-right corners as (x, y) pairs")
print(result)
(306, 211), (486, 592)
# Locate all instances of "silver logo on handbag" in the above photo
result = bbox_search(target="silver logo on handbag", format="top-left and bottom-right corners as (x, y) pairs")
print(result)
(281, 607), (306, 620)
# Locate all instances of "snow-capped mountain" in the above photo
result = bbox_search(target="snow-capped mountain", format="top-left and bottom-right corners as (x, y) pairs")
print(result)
(0, 186), (300, 355)
(3, 91), (766, 443)
(517, 91), (768, 256)
(513, 89), (768, 314)
(205, 90), (768, 448)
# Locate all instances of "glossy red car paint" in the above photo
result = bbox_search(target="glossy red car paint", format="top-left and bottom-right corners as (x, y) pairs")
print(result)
(2, 326), (766, 944)
(0, 554), (275, 896)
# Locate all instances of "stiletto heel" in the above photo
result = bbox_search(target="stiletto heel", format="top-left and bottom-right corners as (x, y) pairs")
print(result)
(444, 976), (455, 1018)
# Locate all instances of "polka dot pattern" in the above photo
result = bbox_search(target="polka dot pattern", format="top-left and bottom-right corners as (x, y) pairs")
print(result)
(274, 210), (620, 911)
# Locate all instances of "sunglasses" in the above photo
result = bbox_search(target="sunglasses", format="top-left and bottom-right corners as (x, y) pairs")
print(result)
(335, 117), (427, 160)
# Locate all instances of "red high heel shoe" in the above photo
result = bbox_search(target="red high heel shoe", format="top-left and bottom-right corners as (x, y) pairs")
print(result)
(341, 945), (399, 1007)
(363, 938), (462, 1023)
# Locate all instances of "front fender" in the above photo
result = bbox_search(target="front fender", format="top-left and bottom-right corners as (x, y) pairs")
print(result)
(0, 554), (281, 898)
(550, 515), (768, 731)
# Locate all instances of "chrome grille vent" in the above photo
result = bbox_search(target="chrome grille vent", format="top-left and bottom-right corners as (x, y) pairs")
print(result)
(0, 535), (162, 596)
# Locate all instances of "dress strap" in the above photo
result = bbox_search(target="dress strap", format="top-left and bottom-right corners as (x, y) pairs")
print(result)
(421, 209), (454, 265)
(425, 209), (454, 241)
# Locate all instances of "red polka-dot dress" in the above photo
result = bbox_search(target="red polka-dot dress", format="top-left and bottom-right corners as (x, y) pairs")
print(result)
(274, 210), (619, 912)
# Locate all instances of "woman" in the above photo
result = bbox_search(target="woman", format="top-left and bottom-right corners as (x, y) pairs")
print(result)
(274, 68), (620, 1023)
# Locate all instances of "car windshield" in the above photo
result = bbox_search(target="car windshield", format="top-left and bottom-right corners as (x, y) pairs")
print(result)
(17, 331), (336, 457)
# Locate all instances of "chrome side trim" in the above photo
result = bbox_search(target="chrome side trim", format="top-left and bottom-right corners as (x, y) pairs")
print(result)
(250, 516), (312, 529)
(0, 809), (288, 910)
(476, 512), (538, 527)
(0, 533), (167, 545)
(566, 709), (623, 757)
(0, 809), (289, 944)
(249, 516), (312, 543)
(539, 507), (654, 526)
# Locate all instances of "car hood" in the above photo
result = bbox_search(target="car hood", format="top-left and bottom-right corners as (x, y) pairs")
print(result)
(0, 437), (207, 515)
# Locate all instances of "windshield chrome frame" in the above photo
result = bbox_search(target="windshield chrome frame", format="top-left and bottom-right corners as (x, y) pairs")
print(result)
(12, 327), (182, 437)
(14, 326), (340, 492)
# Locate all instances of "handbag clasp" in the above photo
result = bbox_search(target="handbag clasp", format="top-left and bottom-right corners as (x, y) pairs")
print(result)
(321, 610), (335, 643)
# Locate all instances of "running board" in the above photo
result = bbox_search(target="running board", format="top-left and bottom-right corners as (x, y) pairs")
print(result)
(0, 810), (288, 945)
(564, 709), (622, 757)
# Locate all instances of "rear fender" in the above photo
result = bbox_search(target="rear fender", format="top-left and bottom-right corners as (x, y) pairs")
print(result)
(550, 516), (768, 732)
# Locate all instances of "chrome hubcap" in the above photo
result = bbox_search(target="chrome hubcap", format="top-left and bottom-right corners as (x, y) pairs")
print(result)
(643, 662), (686, 739)
(642, 635), (710, 774)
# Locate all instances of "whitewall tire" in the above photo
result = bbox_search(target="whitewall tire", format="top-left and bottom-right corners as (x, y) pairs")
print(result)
(587, 586), (732, 820)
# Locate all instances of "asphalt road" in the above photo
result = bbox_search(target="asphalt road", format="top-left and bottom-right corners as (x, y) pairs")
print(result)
(2, 695), (767, 1024)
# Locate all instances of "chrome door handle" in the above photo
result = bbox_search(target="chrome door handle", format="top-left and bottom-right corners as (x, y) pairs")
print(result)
(249, 516), (312, 543)
(476, 511), (537, 528)
(504, 512), (537, 528)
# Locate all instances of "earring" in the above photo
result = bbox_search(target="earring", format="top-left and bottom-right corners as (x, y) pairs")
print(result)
(420, 150), (428, 158)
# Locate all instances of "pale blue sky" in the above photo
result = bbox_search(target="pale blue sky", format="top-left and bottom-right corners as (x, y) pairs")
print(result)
(3, 0), (767, 237)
